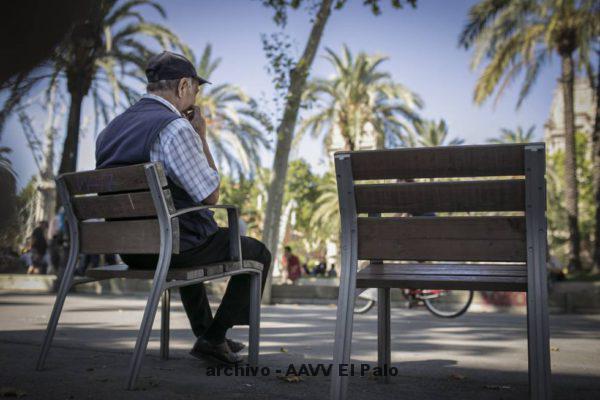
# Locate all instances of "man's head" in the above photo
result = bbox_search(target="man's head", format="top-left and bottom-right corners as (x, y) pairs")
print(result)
(145, 51), (209, 113)
(284, 246), (292, 255)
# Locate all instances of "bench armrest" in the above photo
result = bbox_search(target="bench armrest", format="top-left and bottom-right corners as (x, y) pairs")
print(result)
(170, 204), (242, 263)
(170, 204), (238, 218)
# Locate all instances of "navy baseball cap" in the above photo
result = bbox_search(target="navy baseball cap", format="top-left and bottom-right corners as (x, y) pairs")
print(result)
(145, 51), (210, 85)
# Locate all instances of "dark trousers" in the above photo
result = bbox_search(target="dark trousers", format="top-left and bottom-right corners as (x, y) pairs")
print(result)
(121, 228), (271, 338)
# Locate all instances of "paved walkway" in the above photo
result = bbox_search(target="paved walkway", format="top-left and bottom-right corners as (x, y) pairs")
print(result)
(0, 291), (598, 399)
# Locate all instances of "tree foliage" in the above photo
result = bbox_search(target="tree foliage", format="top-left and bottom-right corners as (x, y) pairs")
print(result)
(459, 0), (600, 107)
(194, 44), (271, 178)
(299, 45), (422, 152)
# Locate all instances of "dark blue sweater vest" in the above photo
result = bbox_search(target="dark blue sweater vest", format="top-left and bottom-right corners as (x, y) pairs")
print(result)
(95, 97), (218, 252)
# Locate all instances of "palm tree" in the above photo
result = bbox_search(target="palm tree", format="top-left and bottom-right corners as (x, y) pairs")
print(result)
(299, 45), (422, 153)
(487, 125), (536, 144)
(50, 0), (187, 174)
(412, 119), (464, 147)
(0, 0), (189, 172)
(459, 0), (600, 270)
(193, 45), (270, 178)
(310, 171), (340, 244)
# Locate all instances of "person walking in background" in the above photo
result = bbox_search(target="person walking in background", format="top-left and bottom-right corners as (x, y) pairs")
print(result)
(282, 246), (302, 283)
(28, 221), (48, 274)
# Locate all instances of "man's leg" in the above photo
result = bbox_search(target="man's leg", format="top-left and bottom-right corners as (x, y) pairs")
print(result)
(203, 234), (272, 342)
(179, 283), (214, 337)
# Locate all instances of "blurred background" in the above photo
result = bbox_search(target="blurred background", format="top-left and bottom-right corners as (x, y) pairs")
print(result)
(0, 0), (598, 299)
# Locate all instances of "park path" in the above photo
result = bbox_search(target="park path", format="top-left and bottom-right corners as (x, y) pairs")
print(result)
(0, 291), (598, 399)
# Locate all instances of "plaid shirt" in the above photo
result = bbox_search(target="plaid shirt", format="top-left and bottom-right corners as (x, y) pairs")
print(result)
(144, 93), (220, 204)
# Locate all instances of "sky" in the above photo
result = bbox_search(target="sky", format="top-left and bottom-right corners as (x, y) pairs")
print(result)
(2, 0), (560, 189)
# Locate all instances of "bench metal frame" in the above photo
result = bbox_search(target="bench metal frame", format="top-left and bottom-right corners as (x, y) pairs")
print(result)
(330, 144), (551, 400)
(36, 163), (262, 390)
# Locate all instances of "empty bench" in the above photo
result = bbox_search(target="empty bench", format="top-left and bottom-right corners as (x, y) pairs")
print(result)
(330, 143), (551, 400)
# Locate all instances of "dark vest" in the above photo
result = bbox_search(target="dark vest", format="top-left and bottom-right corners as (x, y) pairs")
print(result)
(95, 97), (218, 252)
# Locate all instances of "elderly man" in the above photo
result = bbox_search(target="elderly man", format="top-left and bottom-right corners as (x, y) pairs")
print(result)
(95, 51), (271, 364)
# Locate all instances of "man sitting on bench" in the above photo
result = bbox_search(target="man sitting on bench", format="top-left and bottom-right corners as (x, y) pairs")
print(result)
(95, 51), (272, 364)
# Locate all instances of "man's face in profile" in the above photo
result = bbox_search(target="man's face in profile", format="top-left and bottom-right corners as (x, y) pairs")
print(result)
(179, 77), (199, 112)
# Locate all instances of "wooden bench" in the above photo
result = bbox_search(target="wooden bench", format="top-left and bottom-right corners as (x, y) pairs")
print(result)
(330, 143), (551, 400)
(36, 162), (262, 390)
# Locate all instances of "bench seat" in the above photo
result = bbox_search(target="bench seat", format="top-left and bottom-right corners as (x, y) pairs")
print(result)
(85, 260), (263, 281)
(356, 262), (527, 291)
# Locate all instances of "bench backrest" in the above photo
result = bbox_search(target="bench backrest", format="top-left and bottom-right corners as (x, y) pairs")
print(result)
(56, 163), (179, 255)
(334, 143), (546, 264)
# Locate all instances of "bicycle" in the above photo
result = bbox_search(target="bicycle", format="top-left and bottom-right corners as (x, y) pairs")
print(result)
(354, 287), (474, 318)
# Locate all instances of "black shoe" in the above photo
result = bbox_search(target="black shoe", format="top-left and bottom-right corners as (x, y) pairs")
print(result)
(226, 338), (246, 353)
(190, 336), (244, 365)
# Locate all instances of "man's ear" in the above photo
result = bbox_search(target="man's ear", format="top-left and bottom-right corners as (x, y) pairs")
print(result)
(177, 78), (187, 98)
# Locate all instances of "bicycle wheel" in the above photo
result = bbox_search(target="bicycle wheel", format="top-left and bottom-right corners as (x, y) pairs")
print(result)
(422, 290), (474, 318)
(354, 299), (375, 314)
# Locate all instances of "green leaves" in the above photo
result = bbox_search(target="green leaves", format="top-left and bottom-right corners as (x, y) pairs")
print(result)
(194, 44), (271, 179)
(300, 44), (422, 152)
(460, 0), (599, 107)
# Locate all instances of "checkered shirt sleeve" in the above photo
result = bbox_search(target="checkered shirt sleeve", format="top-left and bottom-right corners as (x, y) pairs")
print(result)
(149, 118), (220, 204)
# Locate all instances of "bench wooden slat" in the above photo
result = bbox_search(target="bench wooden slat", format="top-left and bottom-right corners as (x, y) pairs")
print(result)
(355, 179), (525, 214)
(84, 260), (263, 281)
(357, 216), (526, 262)
(72, 190), (175, 220)
(356, 273), (528, 291)
(359, 263), (527, 276)
(62, 163), (168, 195)
(80, 219), (180, 254)
(345, 143), (532, 180)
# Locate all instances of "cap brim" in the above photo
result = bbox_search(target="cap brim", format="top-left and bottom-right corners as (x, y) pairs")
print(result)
(194, 76), (211, 85)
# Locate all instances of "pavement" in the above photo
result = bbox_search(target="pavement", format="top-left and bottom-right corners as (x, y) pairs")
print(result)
(0, 291), (598, 400)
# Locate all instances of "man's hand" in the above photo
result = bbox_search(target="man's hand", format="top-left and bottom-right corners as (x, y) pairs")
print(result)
(187, 105), (206, 140)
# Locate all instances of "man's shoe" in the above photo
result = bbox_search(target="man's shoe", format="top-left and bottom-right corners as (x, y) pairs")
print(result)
(226, 338), (245, 353)
(190, 336), (244, 365)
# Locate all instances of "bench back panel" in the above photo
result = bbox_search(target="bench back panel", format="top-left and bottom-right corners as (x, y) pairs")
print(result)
(72, 190), (175, 220)
(357, 216), (526, 262)
(337, 143), (541, 264)
(59, 163), (179, 254)
(355, 179), (525, 214)
(62, 164), (168, 195)
(350, 143), (525, 180)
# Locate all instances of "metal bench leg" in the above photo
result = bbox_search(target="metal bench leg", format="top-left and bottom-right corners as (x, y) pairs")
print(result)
(527, 287), (551, 400)
(377, 288), (391, 384)
(524, 145), (552, 399)
(160, 289), (171, 360)
(36, 246), (79, 370)
(126, 269), (168, 389)
(248, 271), (261, 366)
(330, 274), (357, 400)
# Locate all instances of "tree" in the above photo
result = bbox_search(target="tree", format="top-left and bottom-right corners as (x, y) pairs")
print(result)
(193, 45), (271, 177)
(260, 0), (418, 304)
(2, 1), (187, 172)
(592, 50), (600, 274)
(299, 45), (422, 153)
(487, 125), (537, 144)
(412, 119), (464, 147)
(547, 131), (595, 267)
(51, 0), (187, 174)
(459, 0), (600, 270)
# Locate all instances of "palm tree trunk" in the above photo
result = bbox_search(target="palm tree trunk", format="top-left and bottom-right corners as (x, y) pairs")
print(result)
(561, 54), (581, 271)
(58, 86), (86, 174)
(261, 0), (333, 304)
(592, 51), (600, 274)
